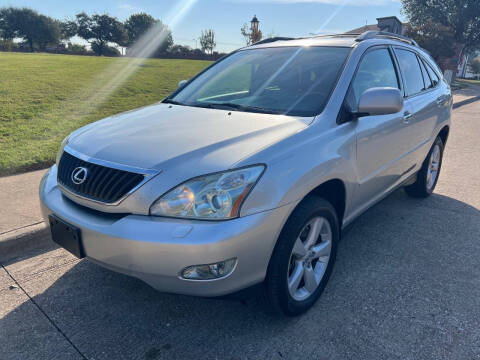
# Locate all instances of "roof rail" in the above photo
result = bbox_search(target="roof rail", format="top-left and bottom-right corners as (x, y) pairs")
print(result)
(312, 33), (359, 39)
(355, 31), (418, 47)
(252, 37), (296, 45)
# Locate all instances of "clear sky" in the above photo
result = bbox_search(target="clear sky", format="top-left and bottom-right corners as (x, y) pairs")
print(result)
(0, 0), (404, 52)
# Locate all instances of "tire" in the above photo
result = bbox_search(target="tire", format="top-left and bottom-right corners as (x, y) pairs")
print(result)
(405, 136), (444, 198)
(264, 196), (339, 316)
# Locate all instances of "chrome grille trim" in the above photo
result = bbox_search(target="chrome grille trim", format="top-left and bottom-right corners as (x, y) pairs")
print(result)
(63, 145), (159, 176)
(57, 146), (161, 206)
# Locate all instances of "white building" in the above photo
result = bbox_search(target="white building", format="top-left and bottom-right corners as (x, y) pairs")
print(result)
(457, 51), (480, 79)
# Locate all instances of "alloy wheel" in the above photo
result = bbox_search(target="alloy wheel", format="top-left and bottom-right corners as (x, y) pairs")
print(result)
(427, 144), (441, 190)
(287, 216), (332, 301)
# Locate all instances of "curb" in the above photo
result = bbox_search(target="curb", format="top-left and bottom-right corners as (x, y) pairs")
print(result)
(453, 95), (480, 109)
(0, 223), (51, 262)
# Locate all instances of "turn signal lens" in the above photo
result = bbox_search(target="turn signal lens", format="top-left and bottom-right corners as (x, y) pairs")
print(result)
(55, 136), (70, 167)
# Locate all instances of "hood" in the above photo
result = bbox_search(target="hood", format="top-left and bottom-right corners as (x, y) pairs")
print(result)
(67, 103), (310, 174)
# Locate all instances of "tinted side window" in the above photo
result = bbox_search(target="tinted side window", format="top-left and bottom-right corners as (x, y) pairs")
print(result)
(419, 57), (433, 89)
(348, 48), (399, 110)
(395, 49), (425, 96)
(423, 59), (440, 87)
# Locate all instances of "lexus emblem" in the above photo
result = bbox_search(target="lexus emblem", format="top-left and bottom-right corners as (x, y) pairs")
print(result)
(71, 167), (88, 185)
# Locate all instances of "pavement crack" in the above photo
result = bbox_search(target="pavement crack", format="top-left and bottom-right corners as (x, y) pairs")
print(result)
(19, 258), (80, 284)
(1, 264), (88, 360)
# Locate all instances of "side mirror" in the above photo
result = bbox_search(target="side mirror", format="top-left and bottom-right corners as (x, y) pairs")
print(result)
(178, 80), (188, 89)
(357, 87), (403, 116)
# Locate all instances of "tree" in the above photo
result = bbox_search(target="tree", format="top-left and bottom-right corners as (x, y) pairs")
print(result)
(124, 13), (173, 56)
(0, 7), (62, 52)
(266, 30), (277, 39)
(59, 20), (77, 42)
(469, 57), (480, 75)
(76, 12), (127, 56)
(251, 28), (262, 44)
(404, 22), (456, 61)
(149, 23), (173, 56)
(199, 29), (216, 55)
(240, 23), (250, 45)
(0, 7), (19, 48)
(33, 15), (61, 51)
(401, 0), (480, 51)
(124, 13), (155, 46)
(9, 8), (60, 52)
(240, 23), (262, 46)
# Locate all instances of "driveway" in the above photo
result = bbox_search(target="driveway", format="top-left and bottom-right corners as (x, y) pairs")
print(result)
(1, 100), (480, 360)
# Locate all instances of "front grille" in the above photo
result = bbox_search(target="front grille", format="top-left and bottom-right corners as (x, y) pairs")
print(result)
(57, 151), (145, 204)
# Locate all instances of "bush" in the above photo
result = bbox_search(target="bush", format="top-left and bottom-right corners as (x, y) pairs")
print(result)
(66, 43), (91, 55)
(469, 57), (480, 75)
(146, 44), (226, 60)
(91, 42), (120, 57)
(0, 40), (17, 51)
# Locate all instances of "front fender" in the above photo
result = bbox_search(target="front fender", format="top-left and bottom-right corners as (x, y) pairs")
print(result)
(239, 121), (358, 219)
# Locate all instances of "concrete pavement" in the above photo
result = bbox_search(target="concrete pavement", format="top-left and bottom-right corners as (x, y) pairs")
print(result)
(0, 169), (46, 235)
(452, 83), (480, 108)
(0, 169), (49, 260)
(1, 93), (480, 359)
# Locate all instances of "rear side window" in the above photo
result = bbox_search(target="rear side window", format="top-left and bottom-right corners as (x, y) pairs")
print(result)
(395, 49), (425, 96)
(423, 59), (440, 87)
(419, 58), (433, 89)
(348, 48), (399, 111)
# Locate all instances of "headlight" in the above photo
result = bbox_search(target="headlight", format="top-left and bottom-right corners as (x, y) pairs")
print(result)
(55, 136), (70, 167)
(150, 165), (265, 220)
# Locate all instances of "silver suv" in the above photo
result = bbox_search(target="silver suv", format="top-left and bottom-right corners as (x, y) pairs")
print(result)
(40, 31), (451, 316)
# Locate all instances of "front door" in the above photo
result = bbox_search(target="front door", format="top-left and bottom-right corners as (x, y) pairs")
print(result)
(349, 46), (411, 213)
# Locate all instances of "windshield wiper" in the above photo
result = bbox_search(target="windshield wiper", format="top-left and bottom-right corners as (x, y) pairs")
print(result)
(163, 99), (185, 105)
(193, 102), (283, 115)
(241, 105), (284, 115)
(190, 102), (240, 110)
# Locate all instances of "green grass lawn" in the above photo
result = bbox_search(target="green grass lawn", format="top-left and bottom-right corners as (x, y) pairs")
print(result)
(451, 80), (470, 90)
(456, 78), (480, 86)
(0, 52), (211, 176)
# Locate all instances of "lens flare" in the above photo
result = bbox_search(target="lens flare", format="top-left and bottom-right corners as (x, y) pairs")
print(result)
(252, 47), (303, 98)
(313, 0), (348, 34)
(84, 0), (199, 108)
(52, 0), (198, 134)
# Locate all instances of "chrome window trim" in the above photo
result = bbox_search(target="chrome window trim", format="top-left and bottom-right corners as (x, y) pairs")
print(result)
(58, 146), (161, 206)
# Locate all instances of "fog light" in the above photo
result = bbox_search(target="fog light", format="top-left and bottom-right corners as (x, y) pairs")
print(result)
(181, 258), (237, 280)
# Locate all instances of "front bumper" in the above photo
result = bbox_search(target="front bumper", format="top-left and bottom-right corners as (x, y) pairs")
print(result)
(39, 166), (293, 296)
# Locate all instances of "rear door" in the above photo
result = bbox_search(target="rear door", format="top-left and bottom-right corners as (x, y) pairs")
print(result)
(348, 46), (411, 212)
(393, 48), (439, 167)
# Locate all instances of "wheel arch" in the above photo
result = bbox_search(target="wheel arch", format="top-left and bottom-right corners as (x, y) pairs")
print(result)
(438, 125), (450, 146)
(307, 179), (346, 225)
(272, 177), (348, 250)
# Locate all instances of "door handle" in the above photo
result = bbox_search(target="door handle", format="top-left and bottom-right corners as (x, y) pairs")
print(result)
(403, 112), (413, 124)
(436, 98), (445, 106)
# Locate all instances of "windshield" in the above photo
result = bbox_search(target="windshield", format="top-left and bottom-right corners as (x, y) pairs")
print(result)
(168, 46), (351, 117)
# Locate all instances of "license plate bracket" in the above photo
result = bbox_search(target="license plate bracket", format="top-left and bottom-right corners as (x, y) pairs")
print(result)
(48, 215), (85, 259)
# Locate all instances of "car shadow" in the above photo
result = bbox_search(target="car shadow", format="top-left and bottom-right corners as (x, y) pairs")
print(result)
(2, 189), (480, 359)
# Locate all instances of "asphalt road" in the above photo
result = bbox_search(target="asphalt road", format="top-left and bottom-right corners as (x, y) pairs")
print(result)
(1, 100), (480, 360)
